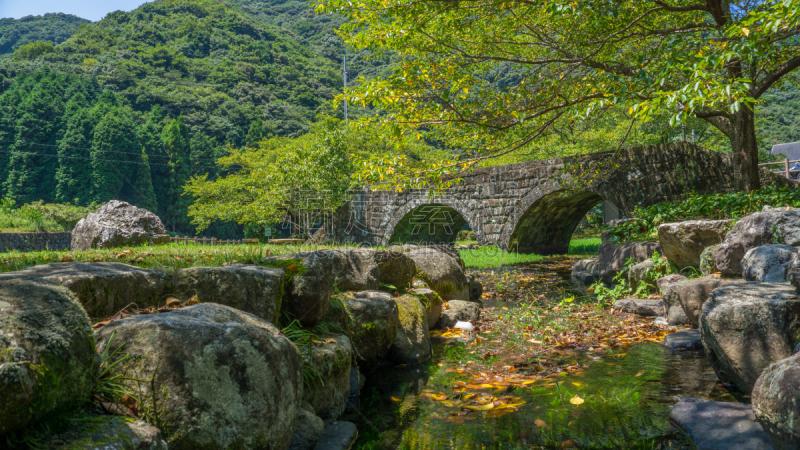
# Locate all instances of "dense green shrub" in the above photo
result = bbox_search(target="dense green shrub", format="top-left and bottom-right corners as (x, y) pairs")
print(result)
(0, 198), (97, 232)
(610, 185), (800, 242)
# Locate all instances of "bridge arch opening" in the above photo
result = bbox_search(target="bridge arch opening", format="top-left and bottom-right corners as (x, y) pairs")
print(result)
(508, 190), (604, 255)
(387, 203), (470, 246)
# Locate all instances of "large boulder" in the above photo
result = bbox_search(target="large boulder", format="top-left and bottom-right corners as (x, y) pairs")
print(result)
(571, 258), (599, 284)
(677, 275), (745, 326)
(172, 264), (284, 324)
(328, 248), (380, 292)
(0, 262), (169, 320)
(597, 242), (660, 283)
(300, 334), (352, 420)
(657, 219), (732, 269)
(410, 288), (443, 330)
(627, 259), (664, 292)
(387, 294), (432, 364)
(71, 200), (170, 250)
(406, 248), (469, 301)
(700, 282), (800, 393)
(43, 415), (168, 449)
(264, 251), (333, 327)
(438, 300), (481, 328)
(741, 245), (798, 282)
(338, 291), (399, 365)
(753, 352), (800, 449)
(94, 303), (303, 450)
(390, 244), (465, 269)
(374, 250), (416, 289)
(670, 398), (773, 450)
(0, 280), (95, 434)
(716, 208), (800, 275)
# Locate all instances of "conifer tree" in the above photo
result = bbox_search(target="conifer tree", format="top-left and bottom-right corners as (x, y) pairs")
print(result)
(131, 146), (158, 212)
(4, 83), (64, 203)
(161, 116), (192, 231)
(55, 108), (94, 204)
(245, 117), (266, 148)
(91, 109), (139, 203)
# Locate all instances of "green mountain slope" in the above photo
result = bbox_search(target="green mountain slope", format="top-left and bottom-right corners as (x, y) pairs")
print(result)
(0, 13), (90, 56)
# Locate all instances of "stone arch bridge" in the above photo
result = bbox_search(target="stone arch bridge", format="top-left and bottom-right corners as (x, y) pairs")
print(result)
(326, 143), (739, 254)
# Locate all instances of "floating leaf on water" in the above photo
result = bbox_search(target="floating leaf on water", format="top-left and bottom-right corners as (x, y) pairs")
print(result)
(571, 382), (584, 387)
(561, 440), (578, 448)
(635, 370), (645, 377)
(391, 396), (401, 402)
(431, 394), (447, 401)
(569, 395), (584, 406)
(534, 419), (551, 429)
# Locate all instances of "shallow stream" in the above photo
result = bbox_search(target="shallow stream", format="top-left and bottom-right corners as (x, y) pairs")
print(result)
(342, 258), (745, 449)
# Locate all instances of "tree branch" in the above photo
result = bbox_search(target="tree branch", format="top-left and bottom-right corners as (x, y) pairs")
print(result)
(752, 55), (800, 99)
(695, 110), (731, 136)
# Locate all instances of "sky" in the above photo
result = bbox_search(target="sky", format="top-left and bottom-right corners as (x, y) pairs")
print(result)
(0, 0), (151, 22)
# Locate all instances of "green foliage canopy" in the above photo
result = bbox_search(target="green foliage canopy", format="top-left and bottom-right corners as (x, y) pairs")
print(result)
(322, 0), (800, 191)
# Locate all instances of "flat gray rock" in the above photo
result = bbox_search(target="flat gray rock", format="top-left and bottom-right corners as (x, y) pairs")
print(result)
(664, 329), (702, 351)
(314, 421), (358, 450)
(670, 398), (773, 450)
(612, 298), (665, 317)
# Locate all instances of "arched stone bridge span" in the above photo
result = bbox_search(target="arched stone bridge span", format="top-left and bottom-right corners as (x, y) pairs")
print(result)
(330, 143), (738, 254)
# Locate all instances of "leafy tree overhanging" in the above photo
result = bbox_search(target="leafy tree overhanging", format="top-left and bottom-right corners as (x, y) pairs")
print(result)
(322, 0), (800, 191)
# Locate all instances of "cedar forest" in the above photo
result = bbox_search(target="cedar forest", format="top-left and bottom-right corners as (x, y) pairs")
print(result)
(0, 0), (799, 237)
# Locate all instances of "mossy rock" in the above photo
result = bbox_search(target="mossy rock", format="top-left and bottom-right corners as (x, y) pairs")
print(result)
(263, 252), (332, 327)
(386, 295), (432, 364)
(0, 279), (95, 434)
(299, 333), (352, 420)
(405, 249), (469, 301)
(44, 415), (167, 449)
(341, 291), (398, 368)
(94, 303), (303, 450)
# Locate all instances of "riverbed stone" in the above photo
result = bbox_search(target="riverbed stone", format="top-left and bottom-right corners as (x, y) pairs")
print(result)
(664, 329), (702, 351)
(406, 248), (469, 301)
(628, 259), (663, 292)
(597, 242), (661, 283)
(612, 298), (665, 317)
(0, 262), (169, 320)
(300, 333), (352, 420)
(658, 274), (687, 307)
(0, 280), (95, 434)
(677, 275), (745, 326)
(752, 352), (800, 449)
(438, 300), (481, 328)
(716, 208), (800, 276)
(172, 264), (284, 324)
(700, 282), (800, 393)
(571, 258), (599, 284)
(94, 303), (303, 450)
(387, 294), (432, 364)
(468, 275), (484, 303)
(410, 287), (443, 330)
(657, 219), (733, 269)
(44, 415), (168, 449)
(375, 250), (416, 289)
(314, 421), (358, 450)
(340, 290), (399, 365)
(289, 404), (325, 450)
(741, 245), (799, 282)
(71, 200), (170, 250)
(264, 251), (333, 326)
(670, 398), (773, 450)
(667, 306), (689, 325)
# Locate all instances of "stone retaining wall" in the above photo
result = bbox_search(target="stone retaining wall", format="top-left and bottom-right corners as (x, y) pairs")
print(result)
(0, 232), (72, 253)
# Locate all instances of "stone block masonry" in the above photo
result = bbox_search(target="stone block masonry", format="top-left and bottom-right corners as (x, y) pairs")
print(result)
(0, 232), (72, 253)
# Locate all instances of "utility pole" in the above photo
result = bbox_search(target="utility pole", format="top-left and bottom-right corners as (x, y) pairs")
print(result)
(343, 51), (348, 124)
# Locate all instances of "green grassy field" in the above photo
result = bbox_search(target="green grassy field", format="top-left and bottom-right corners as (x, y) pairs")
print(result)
(458, 246), (545, 268)
(568, 237), (601, 254)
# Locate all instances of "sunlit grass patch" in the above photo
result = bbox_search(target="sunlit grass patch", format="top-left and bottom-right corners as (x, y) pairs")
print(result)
(458, 246), (544, 268)
(569, 238), (601, 254)
(0, 242), (354, 273)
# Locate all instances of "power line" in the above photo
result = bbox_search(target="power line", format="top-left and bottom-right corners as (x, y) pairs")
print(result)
(0, 139), (219, 162)
(0, 148), (217, 169)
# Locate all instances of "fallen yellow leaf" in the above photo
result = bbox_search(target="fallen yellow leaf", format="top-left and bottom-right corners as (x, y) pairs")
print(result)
(569, 395), (584, 406)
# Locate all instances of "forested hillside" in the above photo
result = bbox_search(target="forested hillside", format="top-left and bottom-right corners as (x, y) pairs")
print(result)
(0, 0), (349, 236)
(0, 13), (89, 55)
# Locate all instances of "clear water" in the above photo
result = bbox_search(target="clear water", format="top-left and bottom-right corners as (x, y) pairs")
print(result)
(342, 261), (744, 449)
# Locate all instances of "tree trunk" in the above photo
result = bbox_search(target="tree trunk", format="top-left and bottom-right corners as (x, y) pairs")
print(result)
(729, 106), (760, 192)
